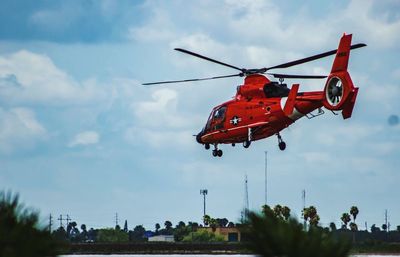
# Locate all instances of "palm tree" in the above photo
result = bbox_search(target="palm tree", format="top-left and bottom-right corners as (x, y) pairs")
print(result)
(349, 222), (358, 231)
(164, 220), (173, 230)
(203, 215), (211, 226)
(329, 222), (337, 231)
(308, 206), (317, 219)
(273, 204), (282, 218)
(341, 213), (351, 229)
(262, 204), (271, 216)
(302, 206), (318, 228)
(349, 206), (359, 223)
(209, 218), (217, 232)
(245, 209), (352, 257)
(302, 207), (310, 225)
(0, 191), (59, 256)
(310, 214), (320, 226)
(281, 206), (291, 220)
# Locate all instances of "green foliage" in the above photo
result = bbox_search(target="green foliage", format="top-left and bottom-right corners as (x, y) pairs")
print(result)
(302, 206), (319, 227)
(350, 222), (358, 232)
(203, 215), (211, 226)
(329, 222), (337, 231)
(129, 225), (146, 242)
(182, 229), (225, 242)
(271, 204), (291, 221)
(96, 228), (128, 242)
(174, 224), (191, 241)
(246, 210), (352, 257)
(349, 206), (359, 222)
(0, 191), (59, 257)
(341, 213), (351, 229)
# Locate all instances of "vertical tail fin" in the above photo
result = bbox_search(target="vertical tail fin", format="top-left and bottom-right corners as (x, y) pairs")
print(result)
(331, 33), (352, 73)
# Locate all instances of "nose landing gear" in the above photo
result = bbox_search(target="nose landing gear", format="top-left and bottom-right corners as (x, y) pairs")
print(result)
(277, 133), (286, 151)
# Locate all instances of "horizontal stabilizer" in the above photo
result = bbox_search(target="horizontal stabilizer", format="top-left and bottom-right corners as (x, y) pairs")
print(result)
(342, 87), (359, 119)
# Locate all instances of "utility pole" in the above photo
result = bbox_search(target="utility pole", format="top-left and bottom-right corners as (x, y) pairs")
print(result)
(302, 190), (306, 228)
(264, 151), (268, 206)
(48, 214), (53, 232)
(115, 213), (119, 228)
(200, 189), (208, 225)
(384, 209), (388, 232)
(66, 215), (71, 226)
(58, 215), (63, 228)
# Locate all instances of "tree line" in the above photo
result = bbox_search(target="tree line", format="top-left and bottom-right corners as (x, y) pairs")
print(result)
(2, 190), (400, 256)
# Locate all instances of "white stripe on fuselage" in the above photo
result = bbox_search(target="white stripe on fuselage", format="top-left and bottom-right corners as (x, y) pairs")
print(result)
(202, 121), (269, 138)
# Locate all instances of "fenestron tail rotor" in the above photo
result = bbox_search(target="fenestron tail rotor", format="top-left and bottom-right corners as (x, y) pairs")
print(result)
(142, 43), (366, 85)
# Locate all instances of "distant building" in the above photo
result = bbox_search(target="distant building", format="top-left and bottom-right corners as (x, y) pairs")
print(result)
(201, 227), (242, 242)
(148, 235), (175, 242)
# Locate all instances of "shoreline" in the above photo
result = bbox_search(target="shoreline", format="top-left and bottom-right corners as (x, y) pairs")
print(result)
(61, 242), (400, 255)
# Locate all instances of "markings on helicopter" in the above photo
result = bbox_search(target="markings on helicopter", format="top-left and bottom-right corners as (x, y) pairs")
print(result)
(230, 116), (242, 126)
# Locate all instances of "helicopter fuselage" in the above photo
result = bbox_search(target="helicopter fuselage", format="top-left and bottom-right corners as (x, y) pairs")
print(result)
(196, 74), (324, 146)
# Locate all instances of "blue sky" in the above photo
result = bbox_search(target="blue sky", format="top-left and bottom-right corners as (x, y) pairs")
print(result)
(1, 0), (400, 231)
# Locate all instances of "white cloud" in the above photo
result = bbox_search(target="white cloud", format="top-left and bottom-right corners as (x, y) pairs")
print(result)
(68, 131), (100, 147)
(133, 88), (187, 128)
(0, 107), (46, 154)
(0, 50), (105, 105)
(125, 127), (195, 149)
(300, 152), (330, 163)
(128, 5), (176, 42)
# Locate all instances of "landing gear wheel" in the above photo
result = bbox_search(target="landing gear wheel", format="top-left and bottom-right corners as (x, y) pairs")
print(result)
(231, 143), (235, 147)
(276, 133), (286, 151)
(279, 141), (286, 151)
(243, 140), (251, 148)
(212, 149), (218, 157)
(217, 149), (223, 157)
(205, 143), (210, 150)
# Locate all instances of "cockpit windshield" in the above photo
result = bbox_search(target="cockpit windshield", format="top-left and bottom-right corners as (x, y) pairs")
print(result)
(205, 106), (227, 131)
(213, 106), (226, 119)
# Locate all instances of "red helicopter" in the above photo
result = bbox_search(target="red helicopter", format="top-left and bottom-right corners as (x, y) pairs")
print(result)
(143, 34), (366, 157)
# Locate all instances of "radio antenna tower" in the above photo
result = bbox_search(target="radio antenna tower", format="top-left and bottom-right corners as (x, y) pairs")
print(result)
(200, 189), (208, 225)
(265, 151), (268, 205)
(241, 174), (250, 223)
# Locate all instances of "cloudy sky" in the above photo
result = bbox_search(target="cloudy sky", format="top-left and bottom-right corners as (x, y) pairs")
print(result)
(1, 0), (399, 230)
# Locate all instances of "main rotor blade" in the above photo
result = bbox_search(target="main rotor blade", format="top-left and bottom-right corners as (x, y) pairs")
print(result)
(268, 73), (327, 79)
(142, 74), (241, 85)
(174, 48), (244, 72)
(265, 43), (367, 71)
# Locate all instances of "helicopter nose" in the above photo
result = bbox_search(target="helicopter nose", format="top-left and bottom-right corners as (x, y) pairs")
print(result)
(196, 131), (204, 144)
